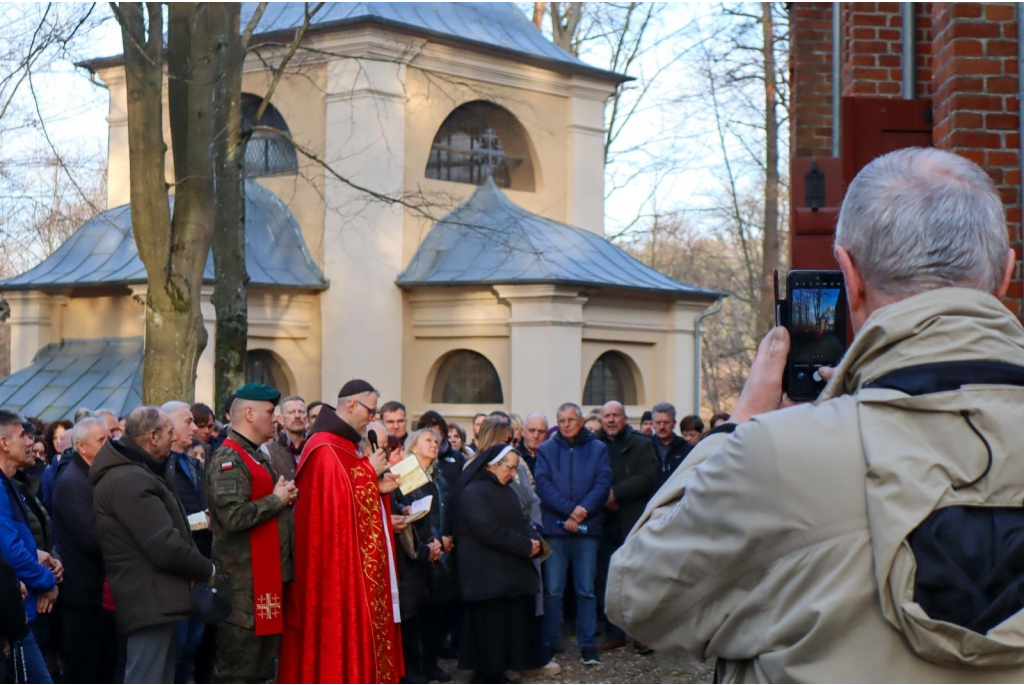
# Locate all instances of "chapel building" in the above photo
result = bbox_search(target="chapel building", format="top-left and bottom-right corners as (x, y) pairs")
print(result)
(0, 2), (721, 423)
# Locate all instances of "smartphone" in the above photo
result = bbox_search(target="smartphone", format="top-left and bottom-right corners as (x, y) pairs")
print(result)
(781, 270), (848, 401)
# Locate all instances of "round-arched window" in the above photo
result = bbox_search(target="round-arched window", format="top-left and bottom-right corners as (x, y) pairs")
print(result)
(425, 101), (536, 191)
(431, 350), (504, 404)
(246, 349), (291, 396)
(583, 352), (638, 406)
(241, 93), (298, 177)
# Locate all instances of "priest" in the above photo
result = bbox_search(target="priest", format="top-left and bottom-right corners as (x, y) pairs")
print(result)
(279, 380), (404, 684)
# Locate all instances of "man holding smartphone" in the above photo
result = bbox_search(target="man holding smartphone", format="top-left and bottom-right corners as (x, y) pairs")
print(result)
(607, 148), (1024, 681)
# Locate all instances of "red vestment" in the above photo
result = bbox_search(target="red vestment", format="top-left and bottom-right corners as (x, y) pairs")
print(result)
(279, 430), (404, 684)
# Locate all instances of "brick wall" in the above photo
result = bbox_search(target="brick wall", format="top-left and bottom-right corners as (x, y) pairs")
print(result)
(841, 2), (933, 98)
(931, 2), (1022, 316)
(791, 2), (835, 158)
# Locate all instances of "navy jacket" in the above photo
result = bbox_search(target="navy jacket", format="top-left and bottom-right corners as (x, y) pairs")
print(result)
(167, 451), (211, 558)
(535, 429), (612, 537)
(52, 453), (105, 607)
(436, 441), (465, 487)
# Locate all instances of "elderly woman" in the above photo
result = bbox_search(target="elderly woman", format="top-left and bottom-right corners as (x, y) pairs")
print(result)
(394, 427), (456, 684)
(456, 444), (542, 683)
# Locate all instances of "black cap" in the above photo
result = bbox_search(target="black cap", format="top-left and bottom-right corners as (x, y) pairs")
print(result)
(338, 379), (376, 398)
(641, 411), (653, 422)
(232, 382), (281, 405)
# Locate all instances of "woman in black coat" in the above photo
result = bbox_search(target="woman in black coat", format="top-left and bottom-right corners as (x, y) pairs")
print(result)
(455, 445), (541, 683)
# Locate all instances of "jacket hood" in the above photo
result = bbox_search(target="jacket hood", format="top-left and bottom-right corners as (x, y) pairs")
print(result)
(824, 288), (1024, 667)
(553, 427), (596, 448)
(89, 437), (165, 484)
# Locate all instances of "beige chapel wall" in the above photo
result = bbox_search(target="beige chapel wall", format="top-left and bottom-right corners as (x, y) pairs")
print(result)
(63, 293), (145, 340)
(400, 64), (571, 268)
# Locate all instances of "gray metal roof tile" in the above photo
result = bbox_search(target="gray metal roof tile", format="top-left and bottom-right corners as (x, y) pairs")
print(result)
(0, 181), (328, 292)
(243, 3), (625, 83)
(0, 338), (145, 421)
(396, 180), (724, 298)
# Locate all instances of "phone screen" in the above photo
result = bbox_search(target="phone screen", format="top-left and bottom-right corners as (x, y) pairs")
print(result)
(786, 271), (847, 400)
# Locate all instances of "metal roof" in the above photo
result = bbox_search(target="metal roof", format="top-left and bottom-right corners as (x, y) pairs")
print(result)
(0, 338), (143, 421)
(241, 2), (627, 83)
(0, 181), (328, 292)
(396, 180), (723, 298)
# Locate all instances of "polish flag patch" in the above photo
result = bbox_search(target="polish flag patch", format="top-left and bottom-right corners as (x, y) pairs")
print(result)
(220, 462), (234, 471)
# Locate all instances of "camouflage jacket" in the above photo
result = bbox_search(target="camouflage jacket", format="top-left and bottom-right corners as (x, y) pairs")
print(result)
(206, 429), (295, 628)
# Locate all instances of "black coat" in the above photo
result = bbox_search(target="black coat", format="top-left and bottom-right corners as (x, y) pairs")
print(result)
(396, 466), (457, 603)
(652, 433), (693, 484)
(91, 438), (214, 634)
(597, 425), (659, 540)
(456, 470), (539, 602)
(52, 453), (105, 608)
(436, 441), (465, 488)
(0, 551), (27, 642)
(167, 451), (212, 558)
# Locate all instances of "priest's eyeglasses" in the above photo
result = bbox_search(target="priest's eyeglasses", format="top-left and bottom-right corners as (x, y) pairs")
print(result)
(356, 400), (378, 418)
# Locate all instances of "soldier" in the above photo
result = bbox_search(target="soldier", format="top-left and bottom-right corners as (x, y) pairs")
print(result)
(206, 383), (298, 683)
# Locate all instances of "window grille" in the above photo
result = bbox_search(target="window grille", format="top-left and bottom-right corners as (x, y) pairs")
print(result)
(241, 94), (298, 177)
(426, 105), (522, 188)
(432, 350), (504, 404)
(583, 352), (638, 406)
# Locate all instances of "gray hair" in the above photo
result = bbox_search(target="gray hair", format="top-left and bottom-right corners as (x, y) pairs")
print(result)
(835, 147), (1009, 297)
(404, 427), (441, 454)
(73, 407), (95, 422)
(124, 406), (166, 440)
(72, 416), (107, 446)
(651, 402), (676, 420)
(556, 402), (583, 418)
(94, 408), (118, 422)
(160, 401), (191, 416)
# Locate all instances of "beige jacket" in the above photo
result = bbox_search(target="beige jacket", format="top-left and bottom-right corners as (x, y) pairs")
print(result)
(606, 288), (1024, 682)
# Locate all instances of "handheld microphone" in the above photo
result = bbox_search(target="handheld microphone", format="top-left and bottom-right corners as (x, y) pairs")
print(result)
(368, 429), (379, 452)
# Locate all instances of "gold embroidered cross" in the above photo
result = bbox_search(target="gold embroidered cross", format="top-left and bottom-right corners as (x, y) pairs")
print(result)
(256, 593), (281, 619)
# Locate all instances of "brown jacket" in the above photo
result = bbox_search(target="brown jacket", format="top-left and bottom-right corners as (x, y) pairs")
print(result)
(608, 289), (1024, 682)
(91, 438), (214, 635)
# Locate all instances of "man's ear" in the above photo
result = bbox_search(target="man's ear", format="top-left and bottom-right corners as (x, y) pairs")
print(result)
(995, 248), (1016, 299)
(835, 246), (864, 313)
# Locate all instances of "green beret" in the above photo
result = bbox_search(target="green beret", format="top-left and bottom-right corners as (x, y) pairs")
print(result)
(232, 382), (281, 405)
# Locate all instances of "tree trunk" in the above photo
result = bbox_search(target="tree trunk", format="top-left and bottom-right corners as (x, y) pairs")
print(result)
(211, 3), (249, 416)
(532, 2), (547, 30)
(118, 2), (222, 405)
(757, 2), (781, 339)
(550, 2), (583, 55)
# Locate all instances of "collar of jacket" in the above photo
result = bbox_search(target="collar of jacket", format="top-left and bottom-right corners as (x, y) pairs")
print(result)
(819, 287), (1024, 402)
(117, 436), (169, 476)
(228, 429), (262, 455)
(598, 424), (635, 443)
(308, 406), (362, 444)
(555, 427), (594, 447)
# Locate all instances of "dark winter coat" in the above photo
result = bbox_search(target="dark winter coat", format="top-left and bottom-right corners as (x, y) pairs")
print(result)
(597, 425), (659, 540)
(534, 429), (612, 537)
(456, 470), (539, 602)
(52, 453), (105, 608)
(652, 433), (693, 484)
(167, 450), (211, 558)
(91, 437), (214, 635)
(0, 551), (28, 642)
(436, 440), (465, 487)
(395, 463), (456, 613)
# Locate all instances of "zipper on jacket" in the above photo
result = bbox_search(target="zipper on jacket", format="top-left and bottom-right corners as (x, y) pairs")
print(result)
(569, 445), (575, 503)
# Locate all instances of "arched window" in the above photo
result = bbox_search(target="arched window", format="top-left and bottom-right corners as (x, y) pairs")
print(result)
(425, 101), (536, 191)
(246, 349), (292, 396)
(241, 93), (298, 177)
(583, 352), (638, 406)
(432, 350), (503, 404)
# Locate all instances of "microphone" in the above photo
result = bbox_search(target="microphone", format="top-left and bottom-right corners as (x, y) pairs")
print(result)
(368, 429), (379, 452)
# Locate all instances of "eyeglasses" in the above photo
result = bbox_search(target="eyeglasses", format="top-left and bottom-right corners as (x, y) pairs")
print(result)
(355, 400), (377, 418)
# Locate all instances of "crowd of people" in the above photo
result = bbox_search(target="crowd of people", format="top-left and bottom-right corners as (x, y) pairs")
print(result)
(0, 372), (723, 684)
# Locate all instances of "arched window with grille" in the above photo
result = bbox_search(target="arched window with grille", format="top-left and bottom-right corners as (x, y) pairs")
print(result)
(425, 101), (536, 191)
(246, 349), (292, 396)
(431, 350), (504, 404)
(241, 94), (298, 177)
(583, 351), (638, 406)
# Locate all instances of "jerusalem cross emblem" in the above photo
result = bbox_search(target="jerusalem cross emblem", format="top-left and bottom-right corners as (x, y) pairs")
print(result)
(256, 592), (281, 619)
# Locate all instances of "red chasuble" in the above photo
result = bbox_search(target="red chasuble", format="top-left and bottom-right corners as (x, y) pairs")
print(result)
(279, 431), (404, 684)
(221, 439), (284, 636)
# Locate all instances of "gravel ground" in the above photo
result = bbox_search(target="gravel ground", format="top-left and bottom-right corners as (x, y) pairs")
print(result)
(439, 637), (715, 684)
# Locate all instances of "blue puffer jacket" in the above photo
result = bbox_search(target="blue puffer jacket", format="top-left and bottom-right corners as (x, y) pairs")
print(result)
(535, 429), (612, 537)
(0, 471), (56, 622)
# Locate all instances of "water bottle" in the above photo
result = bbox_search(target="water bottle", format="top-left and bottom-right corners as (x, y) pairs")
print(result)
(555, 519), (588, 535)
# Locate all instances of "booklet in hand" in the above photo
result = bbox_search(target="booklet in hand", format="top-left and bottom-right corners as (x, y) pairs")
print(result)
(390, 455), (430, 495)
(404, 495), (433, 524)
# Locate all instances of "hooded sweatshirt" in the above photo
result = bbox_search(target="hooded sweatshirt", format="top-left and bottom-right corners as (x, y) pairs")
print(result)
(607, 288), (1024, 682)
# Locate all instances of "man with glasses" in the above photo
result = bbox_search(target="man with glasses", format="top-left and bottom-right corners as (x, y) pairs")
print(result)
(281, 380), (405, 684)
(535, 403), (612, 666)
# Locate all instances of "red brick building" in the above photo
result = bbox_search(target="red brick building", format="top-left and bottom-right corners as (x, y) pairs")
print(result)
(789, 2), (1023, 319)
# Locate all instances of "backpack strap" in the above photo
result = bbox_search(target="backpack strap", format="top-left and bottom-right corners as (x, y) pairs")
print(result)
(863, 360), (1024, 396)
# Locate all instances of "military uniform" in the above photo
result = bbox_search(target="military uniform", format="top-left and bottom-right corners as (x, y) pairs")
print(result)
(207, 424), (295, 684)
